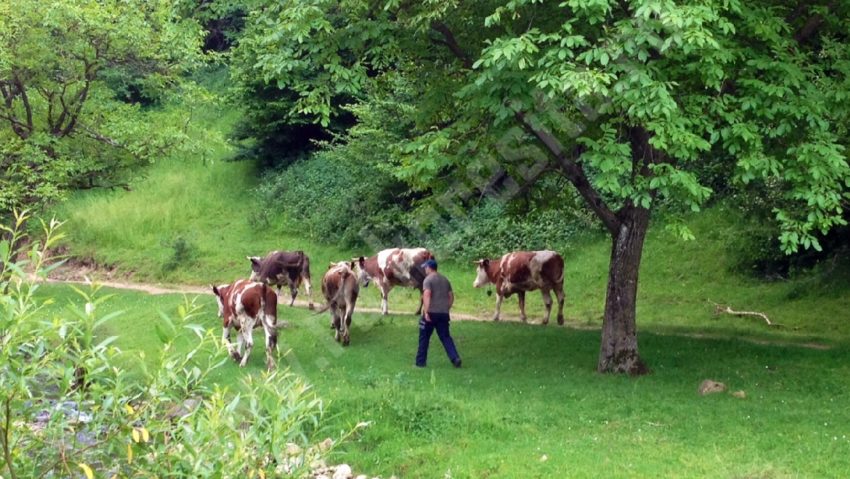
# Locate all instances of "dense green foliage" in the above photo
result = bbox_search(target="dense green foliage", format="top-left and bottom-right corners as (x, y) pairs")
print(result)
(0, 0), (223, 213)
(230, 0), (850, 253)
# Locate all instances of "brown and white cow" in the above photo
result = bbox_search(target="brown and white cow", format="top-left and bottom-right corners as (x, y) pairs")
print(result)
(353, 247), (433, 315)
(473, 250), (566, 325)
(248, 250), (313, 309)
(212, 279), (278, 370)
(320, 261), (360, 346)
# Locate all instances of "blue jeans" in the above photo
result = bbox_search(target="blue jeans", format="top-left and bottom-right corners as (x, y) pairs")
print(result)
(415, 312), (460, 366)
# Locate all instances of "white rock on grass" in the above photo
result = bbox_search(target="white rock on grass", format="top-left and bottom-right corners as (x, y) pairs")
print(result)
(332, 464), (352, 479)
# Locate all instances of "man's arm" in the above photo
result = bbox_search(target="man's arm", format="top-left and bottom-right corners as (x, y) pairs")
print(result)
(447, 291), (454, 311)
(422, 288), (432, 321)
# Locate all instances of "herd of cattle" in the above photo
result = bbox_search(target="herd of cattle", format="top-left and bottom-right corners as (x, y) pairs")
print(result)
(212, 248), (566, 369)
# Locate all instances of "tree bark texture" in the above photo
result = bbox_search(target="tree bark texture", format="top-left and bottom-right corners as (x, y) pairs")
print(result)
(598, 206), (650, 375)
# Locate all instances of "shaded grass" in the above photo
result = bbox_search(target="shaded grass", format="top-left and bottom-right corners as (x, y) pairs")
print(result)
(34, 283), (850, 478)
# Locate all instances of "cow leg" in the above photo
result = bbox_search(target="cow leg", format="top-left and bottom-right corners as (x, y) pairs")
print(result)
(263, 323), (276, 371)
(541, 289), (553, 326)
(332, 305), (342, 342)
(239, 316), (257, 367)
(518, 291), (527, 323)
(380, 284), (390, 316)
(415, 286), (424, 316)
(343, 302), (354, 346)
(222, 326), (241, 362)
(289, 283), (298, 307)
(492, 294), (504, 321)
(555, 284), (565, 325)
(303, 274), (314, 310)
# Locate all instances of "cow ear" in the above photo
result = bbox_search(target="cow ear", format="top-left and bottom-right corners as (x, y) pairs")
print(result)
(349, 261), (355, 270)
(358, 256), (365, 266)
(328, 262), (334, 269)
(211, 285), (219, 296)
(482, 259), (490, 267)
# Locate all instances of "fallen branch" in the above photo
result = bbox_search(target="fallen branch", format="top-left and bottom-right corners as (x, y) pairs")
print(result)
(708, 300), (780, 327)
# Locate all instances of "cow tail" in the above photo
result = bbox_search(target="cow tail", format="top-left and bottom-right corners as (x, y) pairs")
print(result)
(312, 303), (331, 315)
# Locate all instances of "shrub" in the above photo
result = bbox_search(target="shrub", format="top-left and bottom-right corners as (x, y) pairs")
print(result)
(0, 211), (360, 478)
(254, 149), (408, 247)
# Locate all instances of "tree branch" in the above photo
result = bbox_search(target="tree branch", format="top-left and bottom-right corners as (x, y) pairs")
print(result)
(12, 74), (33, 135)
(515, 110), (621, 235)
(429, 21), (473, 69)
(709, 300), (780, 327)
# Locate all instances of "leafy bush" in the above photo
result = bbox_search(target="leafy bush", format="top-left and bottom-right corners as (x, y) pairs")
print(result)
(254, 149), (408, 247)
(423, 198), (597, 260)
(162, 236), (196, 273)
(0, 211), (359, 478)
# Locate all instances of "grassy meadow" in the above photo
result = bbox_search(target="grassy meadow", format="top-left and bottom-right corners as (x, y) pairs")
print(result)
(32, 282), (850, 478)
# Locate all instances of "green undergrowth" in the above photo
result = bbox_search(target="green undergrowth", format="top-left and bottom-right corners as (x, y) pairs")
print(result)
(33, 283), (850, 478)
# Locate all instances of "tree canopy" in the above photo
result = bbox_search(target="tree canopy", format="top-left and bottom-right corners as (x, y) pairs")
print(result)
(0, 0), (210, 212)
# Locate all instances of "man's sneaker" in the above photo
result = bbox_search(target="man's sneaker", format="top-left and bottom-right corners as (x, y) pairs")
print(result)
(414, 363), (426, 368)
(452, 359), (462, 368)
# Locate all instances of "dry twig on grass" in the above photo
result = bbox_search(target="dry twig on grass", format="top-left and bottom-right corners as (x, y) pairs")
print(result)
(708, 300), (781, 327)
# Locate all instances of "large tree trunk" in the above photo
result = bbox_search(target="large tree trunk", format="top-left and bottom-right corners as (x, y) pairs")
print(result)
(598, 206), (651, 375)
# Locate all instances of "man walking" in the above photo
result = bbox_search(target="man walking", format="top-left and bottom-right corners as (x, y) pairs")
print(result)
(415, 259), (462, 368)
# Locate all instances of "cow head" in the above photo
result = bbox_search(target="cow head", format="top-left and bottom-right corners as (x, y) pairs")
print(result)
(211, 284), (227, 317)
(352, 256), (371, 287)
(247, 256), (262, 281)
(473, 259), (493, 288)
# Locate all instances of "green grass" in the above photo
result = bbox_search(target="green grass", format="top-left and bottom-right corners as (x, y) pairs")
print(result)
(33, 283), (850, 478)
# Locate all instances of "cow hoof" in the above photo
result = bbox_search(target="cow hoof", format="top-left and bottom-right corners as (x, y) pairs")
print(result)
(520, 317), (527, 323)
(542, 320), (549, 326)
(308, 304), (315, 310)
(557, 317), (565, 326)
(492, 317), (500, 322)
(343, 339), (350, 347)
(231, 352), (242, 362)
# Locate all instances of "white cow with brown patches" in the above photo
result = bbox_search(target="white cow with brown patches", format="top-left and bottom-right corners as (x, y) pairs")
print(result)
(353, 247), (433, 315)
(212, 279), (278, 370)
(473, 250), (566, 325)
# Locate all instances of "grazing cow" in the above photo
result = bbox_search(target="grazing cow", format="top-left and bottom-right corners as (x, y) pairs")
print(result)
(473, 250), (566, 325)
(353, 248), (433, 315)
(320, 261), (360, 346)
(248, 250), (314, 309)
(212, 279), (278, 369)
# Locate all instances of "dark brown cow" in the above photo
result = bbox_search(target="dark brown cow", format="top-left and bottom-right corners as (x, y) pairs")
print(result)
(473, 250), (566, 325)
(353, 247), (433, 315)
(212, 279), (278, 369)
(248, 250), (313, 309)
(320, 262), (360, 346)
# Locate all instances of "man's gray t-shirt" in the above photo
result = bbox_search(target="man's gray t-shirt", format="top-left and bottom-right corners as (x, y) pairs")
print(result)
(423, 273), (453, 314)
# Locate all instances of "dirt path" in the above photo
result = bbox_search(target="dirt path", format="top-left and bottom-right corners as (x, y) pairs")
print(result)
(44, 277), (834, 350)
(43, 277), (548, 324)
